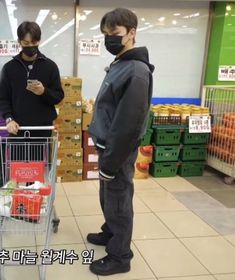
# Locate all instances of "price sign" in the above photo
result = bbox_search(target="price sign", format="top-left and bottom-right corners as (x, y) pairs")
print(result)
(0, 40), (20, 56)
(189, 116), (211, 133)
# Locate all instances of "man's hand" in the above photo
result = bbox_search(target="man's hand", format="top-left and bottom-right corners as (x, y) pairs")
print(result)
(27, 81), (45, 96)
(6, 120), (19, 135)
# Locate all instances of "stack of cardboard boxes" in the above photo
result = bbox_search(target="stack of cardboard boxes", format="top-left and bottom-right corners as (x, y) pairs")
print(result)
(56, 77), (83, 182)
(82, 113), (99, 180)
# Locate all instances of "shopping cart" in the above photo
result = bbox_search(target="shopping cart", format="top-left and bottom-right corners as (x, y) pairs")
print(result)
(0, 126), (60, 280)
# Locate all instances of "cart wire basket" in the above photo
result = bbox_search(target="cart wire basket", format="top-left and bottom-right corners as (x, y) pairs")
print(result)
(0, 126), (60, 280)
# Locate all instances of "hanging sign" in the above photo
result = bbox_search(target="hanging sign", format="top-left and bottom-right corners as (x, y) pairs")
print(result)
(80, 39), (101, 56)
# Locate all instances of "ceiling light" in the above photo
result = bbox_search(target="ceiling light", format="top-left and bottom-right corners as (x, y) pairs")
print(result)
(83, 10), (93, 16)
(79, 32), (84, 36)
(226, 5), (232, 11)
(174, 13), (181, 16)
(194, 12), (200, 17)
(90, 24), (100, 30)
(137, 25), (153, 32)
(172, 20), (177, 25)
(51, 13), (58, 21)
(79, 15), (87, 21)
(182, 25), (187, 28)
(141, 18), (145, 22)
(225, 12), (229, 16)
(158, 17), (165, 22)
(144, 22), (150, 25)
(40, 19), (74, 47)
(5, 0), (18, 40)
(36, 9), (50, 27)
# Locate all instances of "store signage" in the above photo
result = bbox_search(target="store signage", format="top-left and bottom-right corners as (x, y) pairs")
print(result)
(0, 40), (20, 56)
(80, 39), (101, 56)
(189, 116), (211, 133)
(218, 65), (235, 81)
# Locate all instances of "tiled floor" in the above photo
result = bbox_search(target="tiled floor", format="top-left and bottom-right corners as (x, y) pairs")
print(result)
(1, 174), (235, 280)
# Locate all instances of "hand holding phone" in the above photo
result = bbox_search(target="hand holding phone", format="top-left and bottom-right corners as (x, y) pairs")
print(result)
(26, 79), (45, 95)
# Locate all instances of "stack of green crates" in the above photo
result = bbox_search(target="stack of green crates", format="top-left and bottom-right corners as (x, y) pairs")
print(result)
(150, 126), (181, 177)
(178, 130), (209, 177)
(140, 111), (154, 146)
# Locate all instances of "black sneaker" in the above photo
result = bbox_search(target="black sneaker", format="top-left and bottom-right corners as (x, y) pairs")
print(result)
(87, 232), (111, 246)
(90, 255), (130, 276)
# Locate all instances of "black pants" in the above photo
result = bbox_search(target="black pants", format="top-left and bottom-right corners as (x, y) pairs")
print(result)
(98, 148), (138, 263)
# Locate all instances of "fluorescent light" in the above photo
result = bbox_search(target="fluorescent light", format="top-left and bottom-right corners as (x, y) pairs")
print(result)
(35, 9), (50, 26)
(174, 13), (181, 16)
(93, 34), (104, 39)
(194, 12), (200, 17)
(172, 20), (177, 25)
(40, 19), (75, 47)
(226, 5), (232, 11)
(158, 17), (165, 22)
(137, 25), (153, 32)
(83, 10), (93, 16)
(5, 0), (18, 40)
(90, 24), (100, 30)
(79, 15), (87, 21)
(51, 13), (58, 21)
(79, 32), (84, 36)
(145, 22), (150, 25)
(141, 18), (145, 22)
(182, 25), (187, 28)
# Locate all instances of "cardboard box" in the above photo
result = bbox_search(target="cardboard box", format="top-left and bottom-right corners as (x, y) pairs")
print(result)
(134, 162), (149, 179)
(83, 131), (95, 148)
(57, 148), (83, 166)
(61, 77), (82, 99)
(58, 132), (82, 148)
(82, 113), (93, 131)
(136, 146), (153, 164)
(83, 163), (99, 180)
(56, 101), (82, 118)
(57, 165), (83, 182)
(84, 146), (98, 164)
(55, 117), (82, 132)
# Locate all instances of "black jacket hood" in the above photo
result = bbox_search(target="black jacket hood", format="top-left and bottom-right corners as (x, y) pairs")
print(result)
(116, 47), (155, 73)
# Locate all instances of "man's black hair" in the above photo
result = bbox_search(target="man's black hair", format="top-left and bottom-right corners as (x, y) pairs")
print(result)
(100, 8), (138, 33)
(17, 21), (41, 42)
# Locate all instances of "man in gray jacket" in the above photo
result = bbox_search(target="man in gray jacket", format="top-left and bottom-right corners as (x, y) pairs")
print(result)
(88, 8), (154, 276)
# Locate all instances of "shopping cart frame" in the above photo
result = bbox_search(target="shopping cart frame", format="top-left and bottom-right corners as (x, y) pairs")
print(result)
(0, 126), (60, 280)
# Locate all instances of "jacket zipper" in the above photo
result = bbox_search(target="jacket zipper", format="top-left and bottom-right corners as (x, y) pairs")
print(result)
(14, 56), (42, 79)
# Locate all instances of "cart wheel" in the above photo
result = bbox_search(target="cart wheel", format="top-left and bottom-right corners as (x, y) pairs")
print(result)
(224, 176), (235, 185)
(52, 218), (60, 233)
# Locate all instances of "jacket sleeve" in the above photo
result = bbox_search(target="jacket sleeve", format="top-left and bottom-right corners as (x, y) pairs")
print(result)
(0, 65), (13, 119)
(41, 63), (64, 105)
(99, 75), (151, 178)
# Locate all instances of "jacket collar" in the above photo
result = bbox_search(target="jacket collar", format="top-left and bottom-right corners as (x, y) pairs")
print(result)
(13, 51), (47, 61)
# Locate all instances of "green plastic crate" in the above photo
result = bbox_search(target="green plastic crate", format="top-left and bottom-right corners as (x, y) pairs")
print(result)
(147, 111), (154, 129)
(150, 161), (178, 177)
(182, 130), (209, 144)
(178, 161), (205, 177)
(180, 145), (207, 161)
(153, 127), (181, 145)
(153, 145), (180, 162)
(141, 129), (153, 146)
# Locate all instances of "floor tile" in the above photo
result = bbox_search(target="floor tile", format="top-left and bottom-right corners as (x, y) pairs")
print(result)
(158, 276), (215, 280)
(68, 195), (102, 216)
(133, 195), (152, 213)
(195, 208), (235, 235)
(214, 274), (235, 280)
(181, 236), (235, 274)
(76, 215), (104, 241)
(153, 176), (199, 192)
(138, 192), (188, 212)
(173, 191), (225, 211)
(134, 178), (165, 193)
(134, 239), (209, 278)
(224, 235), (235, 246)
(56, 183), (65, 196)
(38, 244), (98, 280)
(54, 196), (73, 217)
(2, 233), (36, 248)
(133, 213), (174, 239)
(36, 216), (83, 246)
(86, 243), (155, 280)
(156, 211), (218, 238)
(63, 181), (98, 196)
(203, 189), (235, 208)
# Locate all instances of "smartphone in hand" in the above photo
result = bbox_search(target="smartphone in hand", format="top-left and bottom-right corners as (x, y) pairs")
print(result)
(27, 79), (39, 86)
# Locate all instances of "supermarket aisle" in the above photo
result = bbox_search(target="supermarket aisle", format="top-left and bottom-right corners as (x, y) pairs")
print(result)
(3, 176), (235, 280)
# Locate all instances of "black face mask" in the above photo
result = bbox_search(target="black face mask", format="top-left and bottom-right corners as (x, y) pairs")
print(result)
(105, 35), (125, 55)
(22, 46), (39, 57)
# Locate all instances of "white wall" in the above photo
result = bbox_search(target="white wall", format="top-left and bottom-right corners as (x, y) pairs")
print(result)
(77, 0), (209, 99)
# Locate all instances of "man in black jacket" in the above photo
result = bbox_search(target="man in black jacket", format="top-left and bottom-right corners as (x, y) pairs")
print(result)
(88, 8), (154, 276)
(0, 21), (64, 137)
